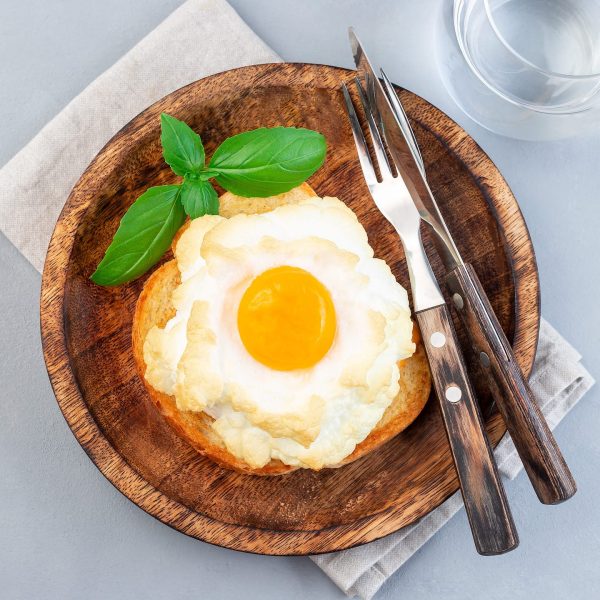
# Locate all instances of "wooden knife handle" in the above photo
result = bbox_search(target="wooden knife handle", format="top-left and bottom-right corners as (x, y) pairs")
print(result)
(445, 263), (576, 504)
(416, 303), (518, 555)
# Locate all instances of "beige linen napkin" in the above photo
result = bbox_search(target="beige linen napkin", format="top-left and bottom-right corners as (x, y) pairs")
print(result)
(0, 2), (594, 599)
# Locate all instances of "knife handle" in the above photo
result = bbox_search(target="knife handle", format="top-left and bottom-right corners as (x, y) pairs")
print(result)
(445, 263), (576, 504)
(416, 303), (518, 555)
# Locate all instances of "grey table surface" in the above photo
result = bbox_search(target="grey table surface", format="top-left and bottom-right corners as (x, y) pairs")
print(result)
(0, 1), (598, 598)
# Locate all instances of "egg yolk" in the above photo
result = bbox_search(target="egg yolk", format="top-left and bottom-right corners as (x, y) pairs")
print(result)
(237, 266), (336, 371)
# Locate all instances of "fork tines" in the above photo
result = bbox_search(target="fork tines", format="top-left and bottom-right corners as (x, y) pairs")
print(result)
(341, 79), (395, 186)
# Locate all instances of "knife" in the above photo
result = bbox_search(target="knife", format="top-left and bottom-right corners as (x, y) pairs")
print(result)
(349, 27), (576, 505)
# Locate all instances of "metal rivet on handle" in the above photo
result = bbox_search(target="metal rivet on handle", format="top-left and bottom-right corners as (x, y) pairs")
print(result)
(452, 293), (464, 310)
(430, 331), (446, 348)
(445, 385), (462, 403)
(480, 351), (491, 368)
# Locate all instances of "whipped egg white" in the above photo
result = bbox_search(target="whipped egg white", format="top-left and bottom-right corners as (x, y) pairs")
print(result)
(143, 195), (415, 469)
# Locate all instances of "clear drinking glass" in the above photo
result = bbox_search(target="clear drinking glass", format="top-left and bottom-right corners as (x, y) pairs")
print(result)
(436, 0), (600, 139)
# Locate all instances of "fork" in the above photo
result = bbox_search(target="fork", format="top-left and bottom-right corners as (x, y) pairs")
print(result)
(342, 78), (518, 555)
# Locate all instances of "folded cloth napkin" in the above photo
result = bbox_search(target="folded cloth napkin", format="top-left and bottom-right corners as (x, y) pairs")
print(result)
(0, 2), (594, 599)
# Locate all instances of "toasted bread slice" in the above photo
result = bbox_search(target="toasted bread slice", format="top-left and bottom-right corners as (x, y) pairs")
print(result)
(132, 184), (431, 475)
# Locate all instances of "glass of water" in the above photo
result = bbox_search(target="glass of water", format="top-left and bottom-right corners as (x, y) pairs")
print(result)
(436, 0), (600, 139)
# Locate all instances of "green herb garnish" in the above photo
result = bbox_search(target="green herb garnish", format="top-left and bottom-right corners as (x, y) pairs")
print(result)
(91, 114), (326, 286)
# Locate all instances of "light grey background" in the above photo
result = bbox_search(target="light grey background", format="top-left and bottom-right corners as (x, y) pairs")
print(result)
(0, 1), (598, 598)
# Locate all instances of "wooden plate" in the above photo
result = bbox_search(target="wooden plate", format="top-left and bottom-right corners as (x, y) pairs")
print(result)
(40, 63), (539, 555)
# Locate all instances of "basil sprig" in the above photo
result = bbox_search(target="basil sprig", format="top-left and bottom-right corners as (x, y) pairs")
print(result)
(91, 114), (326, 286)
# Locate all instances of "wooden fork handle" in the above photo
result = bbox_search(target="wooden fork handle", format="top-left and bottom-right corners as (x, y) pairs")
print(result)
(445, 263), (576, 505)
(416, 303), (518, 555)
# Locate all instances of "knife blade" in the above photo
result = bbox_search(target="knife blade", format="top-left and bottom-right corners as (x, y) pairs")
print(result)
(349, 28), (462, 272)
(349, 27), (576, 505)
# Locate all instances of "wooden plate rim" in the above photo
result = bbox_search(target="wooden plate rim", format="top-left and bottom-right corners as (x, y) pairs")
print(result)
(40, 63), (540, 555)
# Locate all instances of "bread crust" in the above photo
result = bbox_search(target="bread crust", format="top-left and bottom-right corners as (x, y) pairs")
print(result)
(132, 185), (431, 475)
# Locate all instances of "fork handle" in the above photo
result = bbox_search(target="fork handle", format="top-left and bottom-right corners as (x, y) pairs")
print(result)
(445, 263), (576, 504)
(416, 303), (518, 555)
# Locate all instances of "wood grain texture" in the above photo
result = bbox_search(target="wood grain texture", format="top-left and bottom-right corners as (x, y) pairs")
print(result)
(416, 304), (518, 555)
(446, 263), (576, 504)
(40, 63), (540, 555)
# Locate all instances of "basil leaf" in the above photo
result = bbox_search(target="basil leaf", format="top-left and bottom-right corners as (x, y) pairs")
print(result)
(91, 185), (185, 286)
(160, 113), (205, 177)
(209, 127), (326, 197)
(180, 178), (219, 219)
